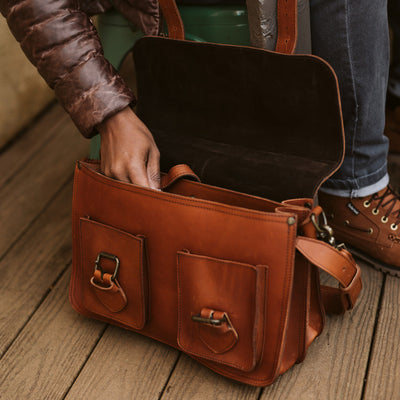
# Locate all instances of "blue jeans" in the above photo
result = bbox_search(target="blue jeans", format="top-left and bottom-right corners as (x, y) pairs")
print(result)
(310, 0), (390, 197)
(388, 0), (400, 99)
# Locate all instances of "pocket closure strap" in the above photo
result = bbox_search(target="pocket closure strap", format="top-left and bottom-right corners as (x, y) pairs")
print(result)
(90, 269), (128, 313)
(192, 308), (238, 354)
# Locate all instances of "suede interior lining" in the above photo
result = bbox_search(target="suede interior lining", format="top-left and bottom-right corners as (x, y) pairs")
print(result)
(133, 37), (344, 201)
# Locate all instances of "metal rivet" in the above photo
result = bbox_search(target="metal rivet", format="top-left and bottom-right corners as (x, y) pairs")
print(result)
(287, 217), (296, 226)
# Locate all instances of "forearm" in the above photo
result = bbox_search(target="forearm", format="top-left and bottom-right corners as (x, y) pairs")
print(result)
(0, 0), (134, 137)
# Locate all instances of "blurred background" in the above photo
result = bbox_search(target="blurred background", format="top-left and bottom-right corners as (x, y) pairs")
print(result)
(0, 19), (54, 150)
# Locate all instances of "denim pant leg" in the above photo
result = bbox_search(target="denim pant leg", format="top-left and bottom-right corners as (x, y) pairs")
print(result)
(310, 0), (390, 197)
(388, 0), (400, 98)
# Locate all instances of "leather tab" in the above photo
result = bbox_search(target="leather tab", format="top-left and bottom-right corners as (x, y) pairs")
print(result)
(161, 164), (200, 190)
(197, 308), (239, 354)
(277, 199), (318, 238)
(296, 236), (362, 314)
(90, 270), (128, 313)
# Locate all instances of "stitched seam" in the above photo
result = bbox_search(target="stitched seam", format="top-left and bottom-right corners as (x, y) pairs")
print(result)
(80, 165), (288, 222)
(163, 171), (197, 184)
(299, 262), (310, 358)
(177, 251), (257, 270)
(271, 223), (296, 376)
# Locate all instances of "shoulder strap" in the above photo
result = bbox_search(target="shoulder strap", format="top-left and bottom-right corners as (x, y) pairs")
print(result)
(158, 0), (298, 54)
(296, 236), (362, 314)
(158, 0), (185, 40)
(275, 0), (298, 54)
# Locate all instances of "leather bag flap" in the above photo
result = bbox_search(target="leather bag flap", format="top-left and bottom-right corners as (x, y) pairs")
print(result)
(133, 37), (344, 201)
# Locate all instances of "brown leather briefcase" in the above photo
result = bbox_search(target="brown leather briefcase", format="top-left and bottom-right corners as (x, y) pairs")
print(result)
(70, 0), (362, 387)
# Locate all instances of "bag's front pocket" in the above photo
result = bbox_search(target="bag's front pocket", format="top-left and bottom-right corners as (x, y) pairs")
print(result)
(80, 217), (147, 330)
(177, 250), (268, 372)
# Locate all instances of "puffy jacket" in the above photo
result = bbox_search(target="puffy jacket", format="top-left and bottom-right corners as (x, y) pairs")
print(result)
(0, 0), (160, 138)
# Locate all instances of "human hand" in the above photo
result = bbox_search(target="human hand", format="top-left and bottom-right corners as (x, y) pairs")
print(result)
(98, 107), (160, 190)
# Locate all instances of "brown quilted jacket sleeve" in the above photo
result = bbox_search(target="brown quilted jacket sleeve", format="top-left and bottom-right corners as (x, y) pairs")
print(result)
(0, 0), (135, 138)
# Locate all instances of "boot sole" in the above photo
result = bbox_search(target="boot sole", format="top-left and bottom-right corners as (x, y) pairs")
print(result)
(346, 245), (400, 278)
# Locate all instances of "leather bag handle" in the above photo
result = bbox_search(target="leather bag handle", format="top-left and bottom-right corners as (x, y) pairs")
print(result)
(161, 164), (201, 190)
(296, 236), (363, 314)
(158, 0), (298, 54)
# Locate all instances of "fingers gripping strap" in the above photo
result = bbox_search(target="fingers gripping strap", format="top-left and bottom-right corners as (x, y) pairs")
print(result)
(296, 237), (362, 314)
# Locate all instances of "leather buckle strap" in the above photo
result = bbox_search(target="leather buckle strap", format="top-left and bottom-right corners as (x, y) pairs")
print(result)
(191, 308), (238, 354)
(296, 236), (363, 314)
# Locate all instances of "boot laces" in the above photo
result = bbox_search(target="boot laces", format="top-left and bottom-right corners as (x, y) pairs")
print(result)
(366, 186), (400, 226)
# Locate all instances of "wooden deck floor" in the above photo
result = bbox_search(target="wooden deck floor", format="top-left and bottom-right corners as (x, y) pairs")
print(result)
(1, 104), (400, 400)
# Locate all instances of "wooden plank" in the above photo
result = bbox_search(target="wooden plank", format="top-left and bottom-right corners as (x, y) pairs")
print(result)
(0, 106), (88, 259)
(160, 355), (260, 400)
(65, 327), (179, 400)
(363, 275), (400, 400)
(258, 262), (382, 399)
(0, 271), (106, 400)
(0, 182), (74, 356)
(0, 104), (66, 187)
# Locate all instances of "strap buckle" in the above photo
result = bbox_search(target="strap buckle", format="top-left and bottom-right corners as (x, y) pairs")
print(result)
(191, 313), (227, 326)
(94, 252), (120, 281)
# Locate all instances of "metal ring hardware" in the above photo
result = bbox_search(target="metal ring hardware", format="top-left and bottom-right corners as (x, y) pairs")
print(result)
(94, 252), (120, 281)
(311, 211), (336, 247)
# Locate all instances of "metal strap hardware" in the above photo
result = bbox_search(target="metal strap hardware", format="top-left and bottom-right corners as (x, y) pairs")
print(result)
(311, 211), (336, 247)
(191, 313), (227, 326)
(94, 252), (120, 281)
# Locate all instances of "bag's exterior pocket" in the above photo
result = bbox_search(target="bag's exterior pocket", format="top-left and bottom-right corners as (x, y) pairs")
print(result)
(177, 250), (268, 372)
(79, 217), (148, 330)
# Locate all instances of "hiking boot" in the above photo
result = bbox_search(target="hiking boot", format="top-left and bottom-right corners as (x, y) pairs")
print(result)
(318, 186), (400, 276)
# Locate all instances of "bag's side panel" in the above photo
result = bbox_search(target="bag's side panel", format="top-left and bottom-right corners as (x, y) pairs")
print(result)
(69, 163), (298, 386)
(277, 252), (310, 374)
(306, 265), (325, 347)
